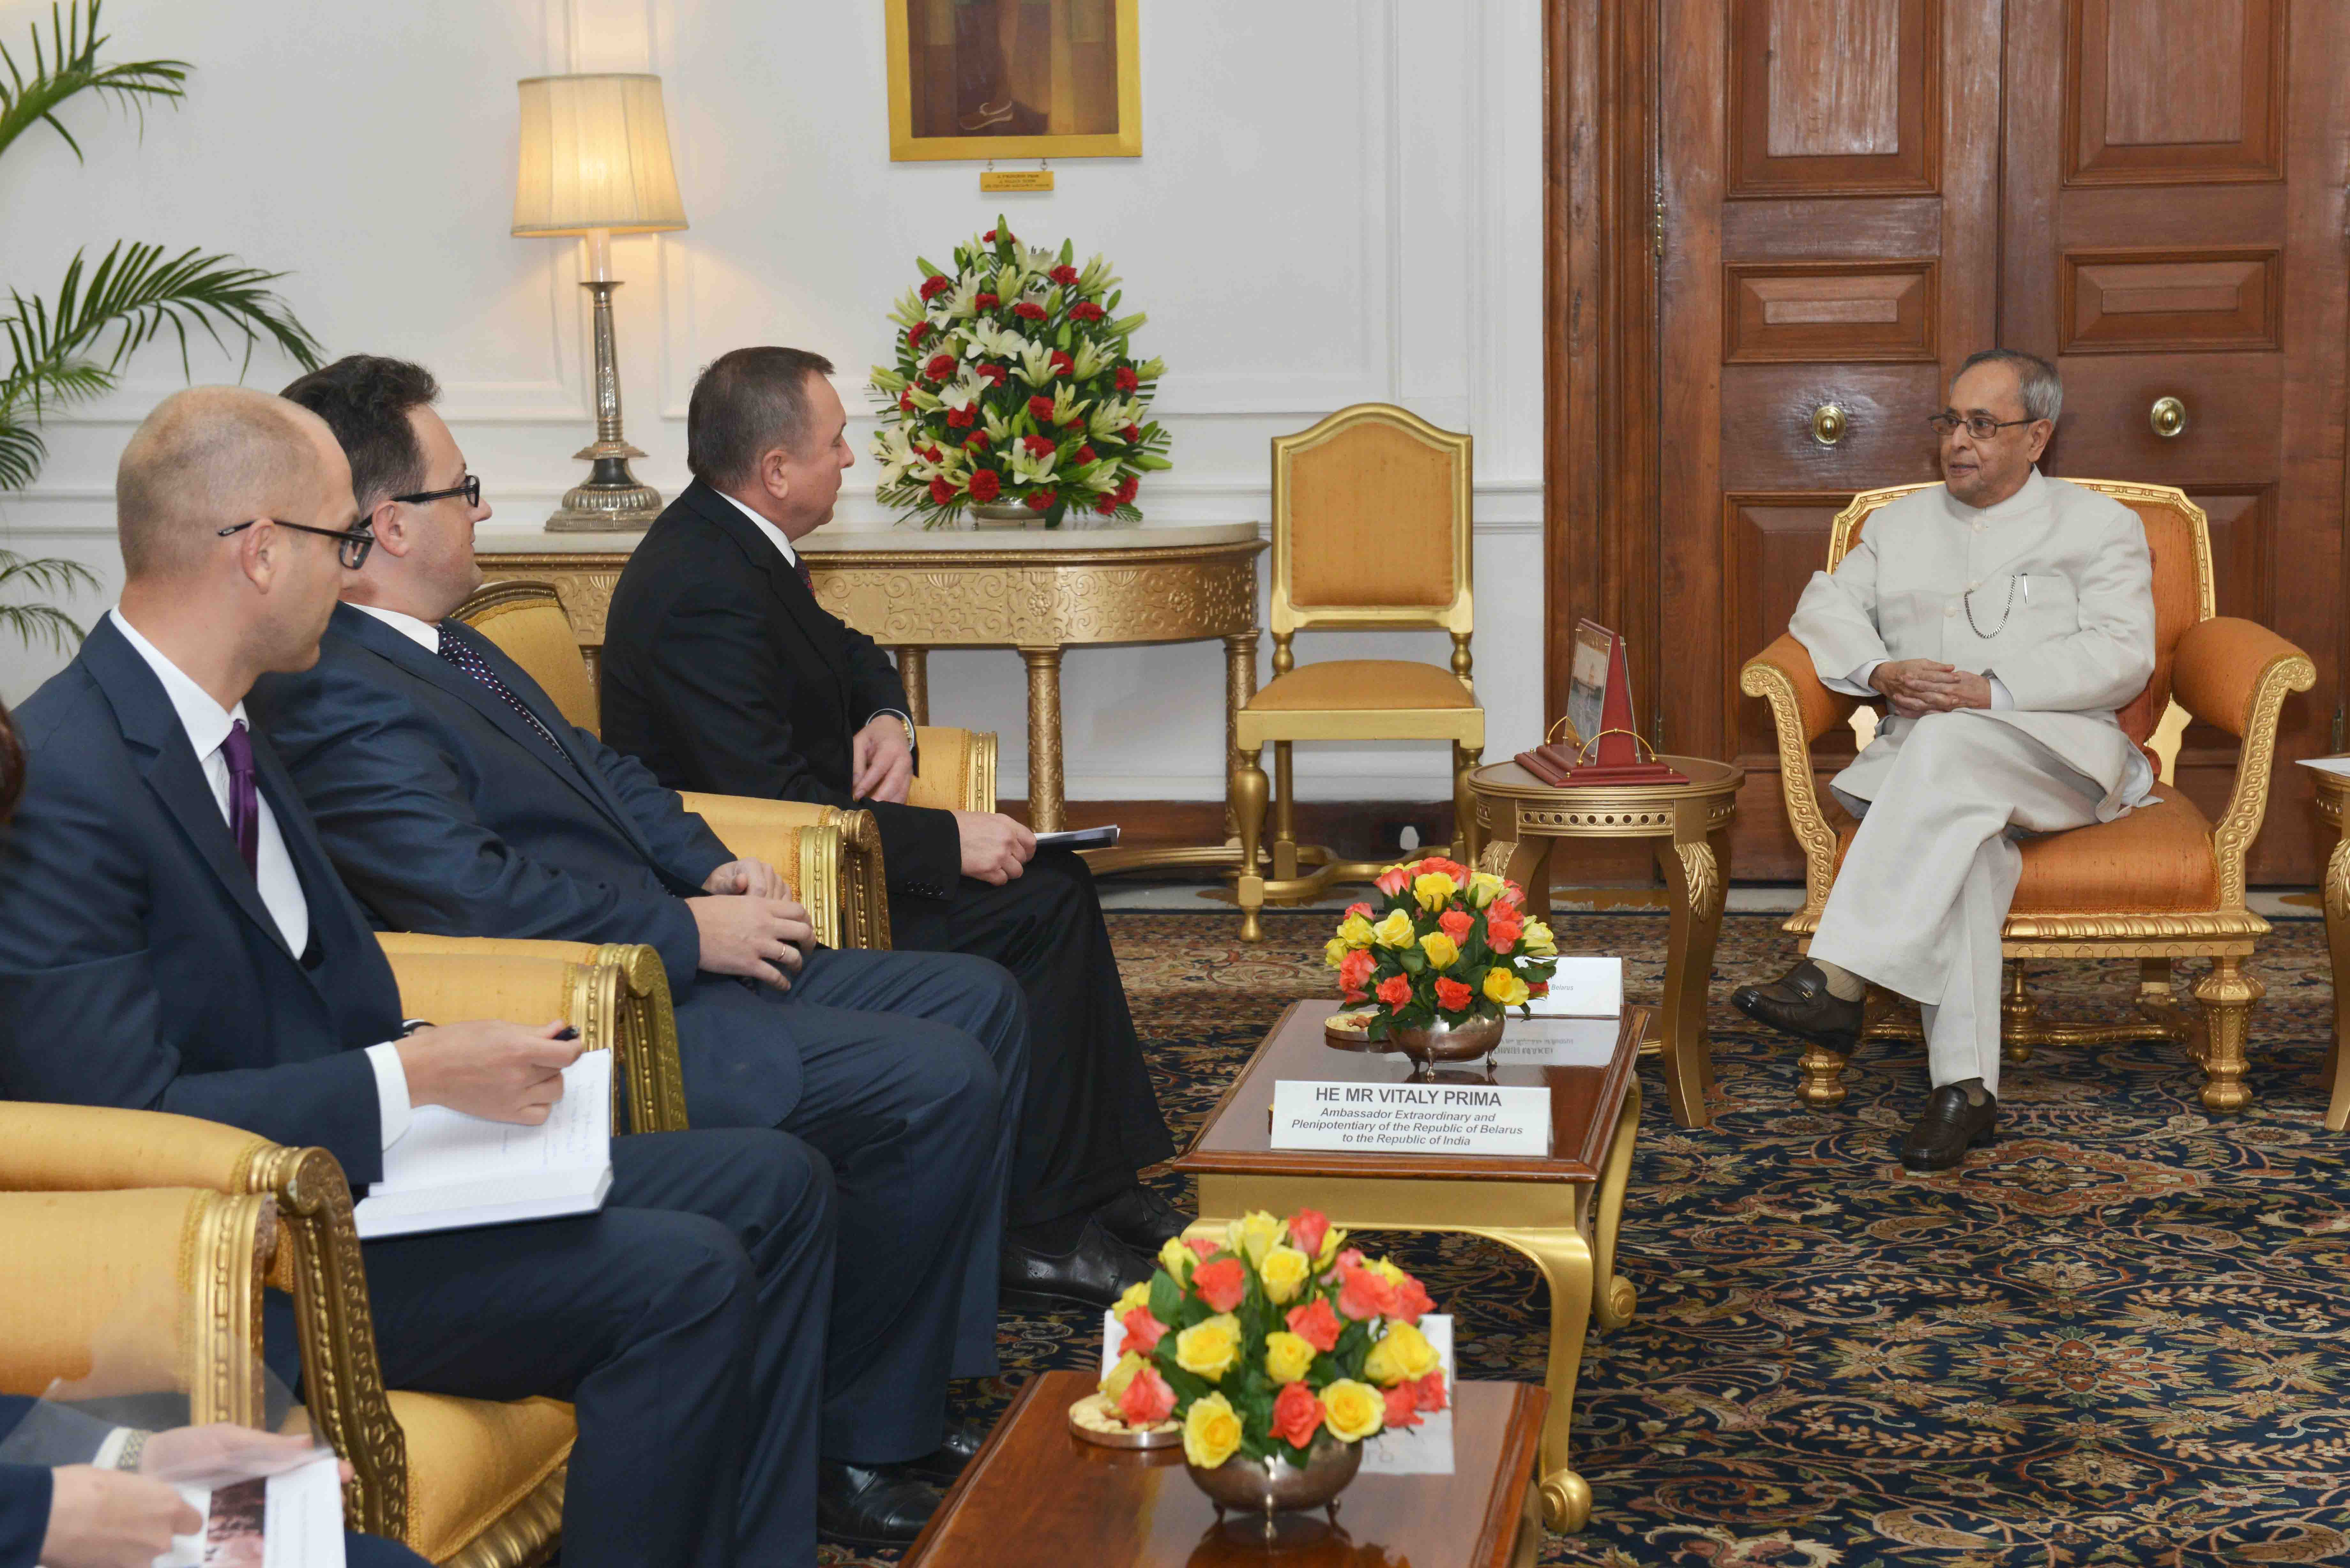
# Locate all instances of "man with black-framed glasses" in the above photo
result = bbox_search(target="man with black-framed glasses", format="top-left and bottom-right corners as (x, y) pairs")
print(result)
(1732, 348), (2158, 1171)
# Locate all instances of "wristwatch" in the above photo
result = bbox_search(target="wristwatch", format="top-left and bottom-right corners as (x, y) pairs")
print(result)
(881, 710), (916, 751)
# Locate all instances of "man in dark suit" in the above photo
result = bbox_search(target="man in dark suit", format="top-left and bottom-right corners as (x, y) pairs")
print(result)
(0, 1397), (427, 1567)
(0, 386), (868, 1564)
(600, 347), (1186, 1278)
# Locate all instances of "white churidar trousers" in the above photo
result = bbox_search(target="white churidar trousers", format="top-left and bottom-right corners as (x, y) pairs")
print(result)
(1807, 710), (2108, 1096)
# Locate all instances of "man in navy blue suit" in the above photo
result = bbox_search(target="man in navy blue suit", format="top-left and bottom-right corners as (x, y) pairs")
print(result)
(0, 386), (868, 1564)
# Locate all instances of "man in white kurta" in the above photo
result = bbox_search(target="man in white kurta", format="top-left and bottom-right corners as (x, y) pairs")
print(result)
(1732, 350), (2157, 1169)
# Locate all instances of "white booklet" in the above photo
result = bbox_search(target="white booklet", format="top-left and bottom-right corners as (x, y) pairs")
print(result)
(355, 1051), (614, 1240)
(160, 1452), (345, 1568)
(1523, 955), (1623, 1018)
(2298, 757), (2350, 778)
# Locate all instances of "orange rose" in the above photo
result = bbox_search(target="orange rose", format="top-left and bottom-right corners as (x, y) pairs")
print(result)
(1286, 1296), (1343, 1353)
(1337, 1264), (1399, 1322)
(1376, 975), (1412, 1009)
(1412, 1370), (1448, 1413)
(1191, 1257), (1246, 1313)
(1438, 909), (1474, 944)
(1119, 1363), (1176, 1426)
(1382, 1382), (1423, 1430)
(1374, 866), (1411, 897)
(1434, 977), (1473, 1013)
(1119, 1305), (1167, 1353)
(1271, 1381), (1323, 1449)
(1337, 949), (1375, 998)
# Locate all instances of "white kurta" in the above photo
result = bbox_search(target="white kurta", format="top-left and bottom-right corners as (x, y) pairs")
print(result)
(1789, 469), (2158, 1092)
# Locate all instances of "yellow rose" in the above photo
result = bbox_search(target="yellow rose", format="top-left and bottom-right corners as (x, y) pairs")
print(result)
(1320, 1379), (1385, 1443)
(1418, 931), (1459, 971)
(1113, 1279), (1153, 1317)
(1315, 1225), (1349, 1269)
(1371, 908), (1416, 949)
(1226, 1210), (1284, 1266)
(1467, 871), (1506, 908)
(1100, 1349), (1146, 1401)
(1323, 937), (1350, 969)
(1523, 918), (1558, 957)
(1259, 1244), (1312, 1304)
(1182, 1391), (1244, 1468)
(1412, 872), (1458, 912)
(1369, 1257), (1407, 1287)
(1158, 1234), (1195, 1283)
(1483, 967), (1530, 1008)
(1336, 914), (1375, 949)
(1363, 1321), (1441, 1385)
(1175, 1313), (1242, 1381)
(1262, 1330), (1316, 1384)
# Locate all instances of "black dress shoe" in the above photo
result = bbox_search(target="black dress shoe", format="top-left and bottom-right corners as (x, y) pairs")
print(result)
(1001, 1216), (1149, 1312)
(1899, 1085), (1998, 1172)
(816, 1459), (942, 1549)
(906, 1416), (992, 1486)
(1094, 1183), (1192, 1254)
(1731, 960), (1864, 1050)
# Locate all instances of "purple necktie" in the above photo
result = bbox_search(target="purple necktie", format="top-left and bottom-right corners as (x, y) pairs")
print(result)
(221, 718), (259, 875)
(437, 630), (568, 757)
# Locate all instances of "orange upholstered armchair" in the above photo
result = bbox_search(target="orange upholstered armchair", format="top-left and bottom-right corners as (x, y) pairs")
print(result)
(1738, 479), (2314, 1115)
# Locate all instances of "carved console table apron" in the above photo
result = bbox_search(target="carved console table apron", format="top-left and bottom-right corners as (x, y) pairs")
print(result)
(474, 520), (1266, 875)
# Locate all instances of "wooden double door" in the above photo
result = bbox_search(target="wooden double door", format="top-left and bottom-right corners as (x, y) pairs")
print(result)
(1550, 0), (2348, 883)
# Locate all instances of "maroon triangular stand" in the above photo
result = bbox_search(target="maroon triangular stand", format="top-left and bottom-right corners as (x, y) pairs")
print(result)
(1514, 629), (1686, 787)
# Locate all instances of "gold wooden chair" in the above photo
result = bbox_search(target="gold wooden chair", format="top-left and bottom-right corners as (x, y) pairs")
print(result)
(456, 580), (996, 950)
(1738, 479), (2315, 1114)
(1231, 404), (1483, 941)
(0, 938), (686, 1566)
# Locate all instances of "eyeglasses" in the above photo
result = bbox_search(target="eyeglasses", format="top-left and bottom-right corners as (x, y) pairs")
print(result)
(390, 474), (481, 509)
(215, 517), (376, 569)
(1927, 412), (2040, 441)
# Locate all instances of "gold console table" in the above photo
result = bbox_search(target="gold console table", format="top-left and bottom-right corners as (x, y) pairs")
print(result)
(475, 519), (1267, 874)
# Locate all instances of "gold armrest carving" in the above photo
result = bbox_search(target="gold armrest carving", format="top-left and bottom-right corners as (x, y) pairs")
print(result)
(2206, 650), (2316, 909)
(1739, 646), (1849, 919)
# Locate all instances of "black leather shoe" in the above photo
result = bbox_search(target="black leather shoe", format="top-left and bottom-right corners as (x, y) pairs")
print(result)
(1899, 1085), (1998, 1172)
(1001, 1216), (1149, 1312)
(816, 1459), (942, 1549)
(1094, 1183), (1192, 1254)
(906, 1416), (992, 1486)
(1731, 960), (1864, 1050)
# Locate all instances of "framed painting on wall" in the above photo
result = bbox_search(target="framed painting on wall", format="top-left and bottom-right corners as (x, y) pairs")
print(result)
(885, 0), (1141, 161)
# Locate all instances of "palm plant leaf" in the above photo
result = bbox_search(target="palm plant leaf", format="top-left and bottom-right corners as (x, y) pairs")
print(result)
(0, 1), (185, 163)
(0, 548), (98, 653)
(3, 242), (324, 391)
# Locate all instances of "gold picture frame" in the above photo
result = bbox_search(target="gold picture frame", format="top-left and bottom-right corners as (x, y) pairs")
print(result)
(885, 0), (1142, 162)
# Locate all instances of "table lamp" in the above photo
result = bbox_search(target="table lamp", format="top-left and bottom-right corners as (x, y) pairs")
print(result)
(512, 72), (687, 531)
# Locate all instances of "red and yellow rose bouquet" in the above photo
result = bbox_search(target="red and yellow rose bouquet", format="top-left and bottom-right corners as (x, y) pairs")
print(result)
(869, 218), (1171, 529)
(1325, 857), (1560, 1041)
(1096, 1209), (1449, 1469)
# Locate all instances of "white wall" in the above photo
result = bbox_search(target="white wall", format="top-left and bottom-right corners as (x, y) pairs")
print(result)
(0, 0), (1545, 803)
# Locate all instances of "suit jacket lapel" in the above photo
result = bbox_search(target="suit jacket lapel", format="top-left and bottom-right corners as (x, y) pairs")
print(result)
(680, 482), (849, 711)
(80, 620), (296, 961)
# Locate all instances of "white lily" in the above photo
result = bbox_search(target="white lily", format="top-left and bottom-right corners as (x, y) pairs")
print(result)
(981, 402), (1015, 443)
(1088, 397), (1138, 439)
(1005, 441), (1059, 485)
(943, 273), (986, 320)
(1015, 340), (1058, 388)
(1023, 244), (1058, 274)
(964, 318), (1027, 360)
(886, 286), (927, 328)
(1075, 254), (1118, 296)
(937, 367), (987, 412)
(1049, 383), (1087, 426)
(872, 423), (920, 488)
(1069, 338), (1110, 381)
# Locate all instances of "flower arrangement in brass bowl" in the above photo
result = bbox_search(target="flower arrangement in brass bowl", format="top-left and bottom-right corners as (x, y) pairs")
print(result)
(1089, 1209), (1449, 1527)
(1324, 857), (1561, 1076)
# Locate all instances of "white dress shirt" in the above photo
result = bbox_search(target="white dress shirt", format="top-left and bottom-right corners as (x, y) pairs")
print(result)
(351, 599), (441, 651)
(108, 608), (413, 1149)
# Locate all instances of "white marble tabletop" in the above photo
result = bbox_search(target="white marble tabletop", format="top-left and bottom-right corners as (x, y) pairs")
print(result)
(472, 519), (1263, 554)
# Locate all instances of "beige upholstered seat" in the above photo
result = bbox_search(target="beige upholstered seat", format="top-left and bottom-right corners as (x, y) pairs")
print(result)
(1231, 405), (1484, 941)
(1740, 479), (2314, 1114)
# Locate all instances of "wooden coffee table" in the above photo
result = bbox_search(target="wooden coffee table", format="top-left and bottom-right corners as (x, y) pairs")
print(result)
(903, 1370), (1550, 1567)
(1167, 999), (1644, 1533)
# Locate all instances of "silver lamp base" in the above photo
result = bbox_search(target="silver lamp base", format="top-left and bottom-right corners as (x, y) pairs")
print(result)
(548, 448), (663, 531)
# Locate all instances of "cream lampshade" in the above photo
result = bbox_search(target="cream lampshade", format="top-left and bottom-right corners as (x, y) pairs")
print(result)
(512, 73), (687, 530)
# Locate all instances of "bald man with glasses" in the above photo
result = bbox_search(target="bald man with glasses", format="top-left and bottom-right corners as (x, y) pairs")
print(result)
(1733, 348), (2158, 1171)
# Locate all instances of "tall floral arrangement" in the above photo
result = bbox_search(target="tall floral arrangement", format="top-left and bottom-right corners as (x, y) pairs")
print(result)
(869, 219), (1170, 528)
(1326, 856), (1560, 1041)
(1097, 1209), (1449, 1468)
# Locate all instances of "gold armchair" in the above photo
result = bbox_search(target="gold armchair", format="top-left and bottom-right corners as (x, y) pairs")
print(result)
(0, 938), (687, 1565)
(1738, 479), (2315, 1114)
(1231, 404), (1485, 942)
(456, 580), (996, 950)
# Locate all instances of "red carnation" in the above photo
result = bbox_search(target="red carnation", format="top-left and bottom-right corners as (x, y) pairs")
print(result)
(966, 468), (1001, 502)
(1049, 264), (1080, 285)
(1191, 1257), (1246, 1313)
(919, 274), (953, 301)
(1118, 1304), (1166, 1353)
(1025, 489), (1056, 510)
(1114, 476), (1140, 504)
(1121, 423), (1142, 441)
(1027, 395), (1056, 422)
(975, 291), (1000, 310)
(1375, 975), (1411, 1009)
(1068, 301), (1105, 322)
(1021, 435), (1056, 458)
(1073, 445), (1097, 465)
(927, 476), (956, 506)
(976, 363), (1007, 384)
(1048, 350), (1073, 377)
(984, 227), (1011, 242)
(898, 392), (915, 412)
(1285, 1296), (1343, 1353)
(1271, 1382), (1323, 1449)
(1434, 977), (1473, 1013)
(922, 445), (944, 462)
(924, 353), (957, 381)
(1013, 301), (1048, 321)
(1093, 494), (1118, 515)
(1288, 1209), (1331, 1261)
(907, 322), (930, 348)
(964, 430), (990, 450)
(1114, 366), (1140, 392)
(946, 406), (974, 429)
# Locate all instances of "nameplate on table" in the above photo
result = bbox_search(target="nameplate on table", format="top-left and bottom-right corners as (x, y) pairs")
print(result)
(1489, 1014), (1620, 1067)
(1524, 955), (1622, 1018)
(1269, 1080), (1550, 1157)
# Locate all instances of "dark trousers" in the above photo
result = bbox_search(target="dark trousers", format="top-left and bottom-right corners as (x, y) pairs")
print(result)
(676, 947), (1024, 1455)
(890, 849), (1172, 1231)
(360, 1128), (832, 1568)
(346, 1535), (433, 1567)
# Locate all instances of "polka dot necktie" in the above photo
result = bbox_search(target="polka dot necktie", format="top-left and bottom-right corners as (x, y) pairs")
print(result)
(436, 629), (567, 758)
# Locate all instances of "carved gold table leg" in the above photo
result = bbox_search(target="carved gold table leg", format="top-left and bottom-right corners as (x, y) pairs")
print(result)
(1017, 645), (1065, 835)
(1589, 1084), (1641, 1330)
(1477, 1222), (1596, 1532)
(1653, 810), (1724, 1129)
(2326, 824), (2350, 1132)
(894, 646), (929, 727)
(1504, 837), (1553, 920)
(1224, 631), (1259, 847)
(2193, 954), (2262, 1112)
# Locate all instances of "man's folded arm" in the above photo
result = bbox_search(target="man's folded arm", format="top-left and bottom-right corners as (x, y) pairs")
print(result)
(1993, 512), (2158, 714)
(1789, 532), (1891, 687)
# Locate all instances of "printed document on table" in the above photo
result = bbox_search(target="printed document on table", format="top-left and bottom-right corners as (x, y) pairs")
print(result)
(355, 1050), (613, 1239)
(1490, 1014), (1621, 1067)
(1523, 955), (1622, 1017)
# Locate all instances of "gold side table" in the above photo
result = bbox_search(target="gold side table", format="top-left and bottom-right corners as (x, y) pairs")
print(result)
(1469, 757), (1743, 1129)
(2308, 765), (2350, 1131)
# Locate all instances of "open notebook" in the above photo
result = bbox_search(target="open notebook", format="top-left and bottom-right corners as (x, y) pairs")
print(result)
(354, 1050), (614, 1240)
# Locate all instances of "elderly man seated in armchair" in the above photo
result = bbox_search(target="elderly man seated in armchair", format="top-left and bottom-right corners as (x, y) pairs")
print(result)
(1732, 348), (2157, 1171)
